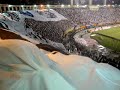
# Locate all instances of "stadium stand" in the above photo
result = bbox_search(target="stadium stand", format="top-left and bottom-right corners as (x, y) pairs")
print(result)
(0, 5), (120, 69)
(54, 7), (120, 26)
(24, 18), (74, 43)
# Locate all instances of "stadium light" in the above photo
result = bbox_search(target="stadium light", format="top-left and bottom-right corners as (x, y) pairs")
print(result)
(61, 4), (64, 8)
(97, 5), (100, 7)
(34, 5), (37, 7)
(8, 5), (12, 7)
(47, 4), (50, 8)
(76, 4), (79, 7)
(68, 5), (71, 7)
(85, 5), (87, 7)
(40, 4), (43, 7)
(112, 5), (114, 7)
(82, 5), (87, 8)
(21, 5), (24, 8)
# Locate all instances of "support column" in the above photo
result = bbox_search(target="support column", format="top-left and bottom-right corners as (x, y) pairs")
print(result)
(11, 7), (14, 11)
(71, 0), (73, 5)
(89, 0), (92, 5)
(0, 5), (2, 13)
(4, 7), (6, 12)
(104, 0), (107, 5)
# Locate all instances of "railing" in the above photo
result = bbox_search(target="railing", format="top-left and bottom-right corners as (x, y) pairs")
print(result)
(0, 4), (119, 13)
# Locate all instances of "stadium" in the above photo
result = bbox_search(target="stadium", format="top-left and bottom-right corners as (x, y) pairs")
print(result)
(0, 0), (120, 90)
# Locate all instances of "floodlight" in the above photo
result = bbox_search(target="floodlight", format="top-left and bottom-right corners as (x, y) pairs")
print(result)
(68, 5), (70, 7)
(47, 4), (50, 8)
(21, 5), (24, 8)
(8, 5), (12, 7)
(97, 5), (100, 7)
(40, 5), (43, 7)
(77, 4), (79, 7)
(34, 5), (37, 7)
(61, 4), (64, 8)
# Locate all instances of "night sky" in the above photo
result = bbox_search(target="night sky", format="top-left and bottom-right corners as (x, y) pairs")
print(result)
(0, 0), (120, 5)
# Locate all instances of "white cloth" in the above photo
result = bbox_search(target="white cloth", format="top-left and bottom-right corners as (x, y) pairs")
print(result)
(0, 40), (75, 90)
(47, 52), (120, 90)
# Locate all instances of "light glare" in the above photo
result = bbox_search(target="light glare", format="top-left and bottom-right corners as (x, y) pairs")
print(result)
(47, 4), (50, 7)
(61, 4), (64, 8)
(40, 5), (43, 7)
(8, 5), (12, 7)
(34, 5), (37, 7)
(21, 5), (24, 8)
(68, 5), (70, 7)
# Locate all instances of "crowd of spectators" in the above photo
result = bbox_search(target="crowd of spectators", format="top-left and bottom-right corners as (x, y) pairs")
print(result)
(1, 6), (120, 69)
(24, 7), (120, 69)
(25, 18), (74, 43)
(24, 7), (120, 54)
(55, 7), (120, 26)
